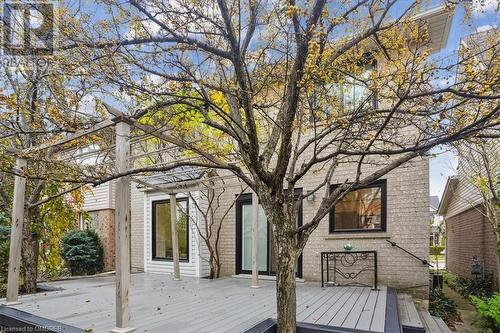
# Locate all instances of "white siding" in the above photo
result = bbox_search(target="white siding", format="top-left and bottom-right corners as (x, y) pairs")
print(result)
(444, 174), (482, 219)
(83, 181), (115, 211)
(443, 142), (499, 219)
(196, 190), (211, 276)
(131, 182), (145, 271)
(144, 190), (209, 277)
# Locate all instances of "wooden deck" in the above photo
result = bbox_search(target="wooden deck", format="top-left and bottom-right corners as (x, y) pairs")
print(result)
(3, 273), (389, 332)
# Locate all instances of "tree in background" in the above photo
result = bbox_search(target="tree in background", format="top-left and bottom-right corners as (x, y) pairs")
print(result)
(0, 55), (99, 291)
(453, 27), (499, 290)
(456, 139), (500, 290)
(189, 170), (246, 279)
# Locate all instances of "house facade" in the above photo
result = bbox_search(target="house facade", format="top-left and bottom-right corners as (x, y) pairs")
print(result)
(83, 6), (454, 299)
(438, 174), (499, 291)
(437, 28), (499, 291)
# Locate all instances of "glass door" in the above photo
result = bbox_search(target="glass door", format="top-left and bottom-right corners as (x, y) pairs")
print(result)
(236, 193), (303, 277)
(241, 204), (267, 272)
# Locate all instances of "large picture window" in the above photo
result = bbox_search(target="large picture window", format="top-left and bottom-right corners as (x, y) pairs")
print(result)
(152, 198), (189, 261)
(329, 180), (386, 233)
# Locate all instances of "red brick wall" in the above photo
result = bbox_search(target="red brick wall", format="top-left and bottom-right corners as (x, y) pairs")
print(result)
(96, 209), (116, 272)
(446, 205), (498, 290)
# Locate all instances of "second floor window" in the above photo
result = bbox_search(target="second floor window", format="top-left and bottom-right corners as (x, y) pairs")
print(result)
(334, 60), (377, 113)
(309, 58), (377, 121)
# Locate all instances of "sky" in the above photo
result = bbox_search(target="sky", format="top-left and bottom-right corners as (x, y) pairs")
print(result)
(427, 0), (498, 199)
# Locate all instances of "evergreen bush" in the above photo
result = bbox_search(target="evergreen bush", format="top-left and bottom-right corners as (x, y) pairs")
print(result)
(60, 229), (104, 276)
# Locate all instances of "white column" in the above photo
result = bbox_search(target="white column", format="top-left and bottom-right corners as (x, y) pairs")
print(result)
(111, 122), (135, 333)
(251, 191), (260, 288)
(170, 193), (181, 281)
(5, 158), (27, 305)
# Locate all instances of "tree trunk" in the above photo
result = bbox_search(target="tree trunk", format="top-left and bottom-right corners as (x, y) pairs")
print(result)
(274, 221), (297, 333)
(215, 256), (221, 278)
(209, 252), (216, 279)
(21, 212), (38, 293)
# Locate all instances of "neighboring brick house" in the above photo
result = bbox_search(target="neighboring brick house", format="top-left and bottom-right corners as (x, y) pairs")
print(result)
(437, 28), (499, 291)
(83, 6), (454, 299)
(82, 181), (116, 272)
(438, 175), (499, 291)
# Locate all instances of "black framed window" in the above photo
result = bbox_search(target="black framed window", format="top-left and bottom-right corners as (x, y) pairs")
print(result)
(235, 189), (303, 278)
(152, 198), (189, 261)
(329, 180), (386, 233)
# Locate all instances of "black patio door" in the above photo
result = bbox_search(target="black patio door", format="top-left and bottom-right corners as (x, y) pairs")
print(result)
(235, 192), (303, 278)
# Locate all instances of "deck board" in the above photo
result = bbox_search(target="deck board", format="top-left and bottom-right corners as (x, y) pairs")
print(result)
(329, 287), (364, 327)
(355, 288), (379, 331)
(2, 273), (389, 332)
(343, 287), (371, 329)
(315, 287), (356, 325)
(370, 286), (387, 332)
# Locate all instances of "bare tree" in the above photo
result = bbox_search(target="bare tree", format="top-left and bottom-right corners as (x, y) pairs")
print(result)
(1, 1), (499, 331)
(188, 170), (246, 279)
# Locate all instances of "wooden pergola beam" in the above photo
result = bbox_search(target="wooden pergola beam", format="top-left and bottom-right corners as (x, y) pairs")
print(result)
(4, 158), (27, 305)
(16, 118), (118, 155)
(111, 122), (135, 333)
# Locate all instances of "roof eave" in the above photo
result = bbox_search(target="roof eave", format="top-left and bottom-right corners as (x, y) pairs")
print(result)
(437, 176), (459, 216)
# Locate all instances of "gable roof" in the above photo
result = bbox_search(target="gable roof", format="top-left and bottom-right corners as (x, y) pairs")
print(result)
(437, 175), (459, 216)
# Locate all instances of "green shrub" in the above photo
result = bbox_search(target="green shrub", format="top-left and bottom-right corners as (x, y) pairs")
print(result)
(429, 288), (460, 327)
(0, 225), (10, 283)
(443, 271), (493, 298)
(471, 294), (500, 333)
(430, 245), (445, 256)
(0, 211), (8, 225)
(60, 229), (104, 276)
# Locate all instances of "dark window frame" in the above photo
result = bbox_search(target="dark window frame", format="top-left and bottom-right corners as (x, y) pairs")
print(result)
(151, 197), (190, 262)
(329, 179), (387, 234)
(235, 189), (303, 278)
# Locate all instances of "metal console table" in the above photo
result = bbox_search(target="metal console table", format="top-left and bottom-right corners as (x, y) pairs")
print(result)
(321, 250), (378, 290)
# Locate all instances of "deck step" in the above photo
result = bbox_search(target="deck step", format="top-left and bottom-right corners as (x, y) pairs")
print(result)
(417, 310), (452, 333)
(397, 294), (424, 333)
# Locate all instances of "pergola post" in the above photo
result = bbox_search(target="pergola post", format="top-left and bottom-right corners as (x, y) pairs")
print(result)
(251, 191), (260, 288)
(170, 193), (181, 281)
(5, 158), (27, 305)
(111, 122), (135, 333)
